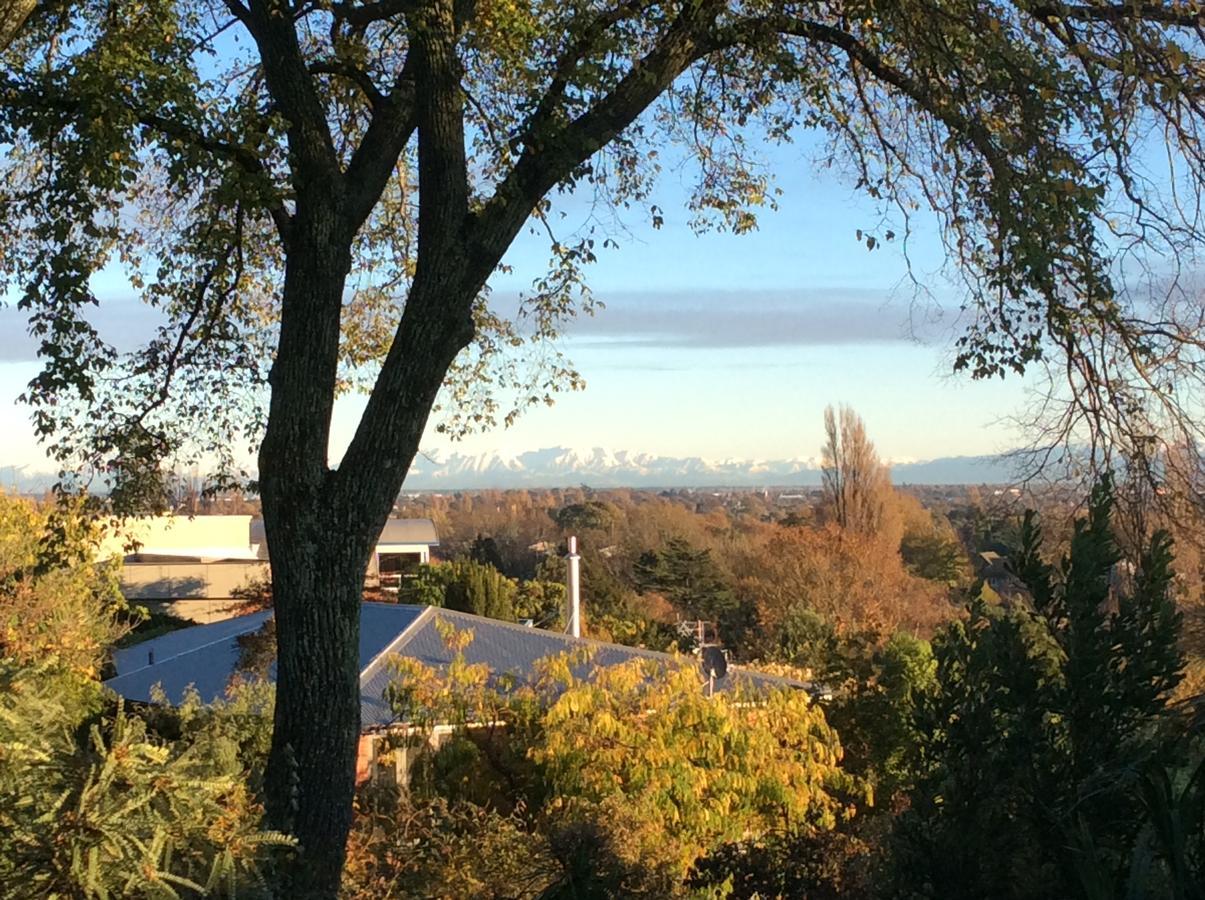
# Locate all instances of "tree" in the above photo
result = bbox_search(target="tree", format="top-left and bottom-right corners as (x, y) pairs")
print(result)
(742, 523), (949, 641)
(0, 492), (129, 678)
(634, 536), (750, 648)
(468, 533), (506, 573)
(5, 2), (1205, 891)
(553, 501), (616, 536)
(821, 406), (892, 537)
(443, 558), (517, 621)
(893, 480), (1187, 898)
(380, 631), (861, 896)
(899, 526), (968, 588)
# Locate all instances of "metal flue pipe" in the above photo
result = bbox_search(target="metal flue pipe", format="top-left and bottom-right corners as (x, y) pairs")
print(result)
(566, 535), (581, 638)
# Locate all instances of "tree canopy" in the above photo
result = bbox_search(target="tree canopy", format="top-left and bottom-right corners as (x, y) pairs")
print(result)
(896, 479), (1190, 897)
(3, 1), (1204, 492)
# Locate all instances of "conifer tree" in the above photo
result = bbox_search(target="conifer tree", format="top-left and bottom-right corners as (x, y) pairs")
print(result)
(895, 479), (1186, 898)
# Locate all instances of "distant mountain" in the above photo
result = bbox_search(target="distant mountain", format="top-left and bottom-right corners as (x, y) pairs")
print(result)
(403, 446), (1017, 489)
(1, 447), (1017, 494)
(0, 466), (58, 494)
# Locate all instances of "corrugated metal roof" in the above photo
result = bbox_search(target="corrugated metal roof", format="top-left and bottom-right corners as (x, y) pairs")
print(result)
(377, 518), (439, 546)
(112, 611), (271, 677)
(104, 603), (812, 729)
(388, 608), (806, 696)
(105, 612), (272, 705)
(106, 604), (426, 712)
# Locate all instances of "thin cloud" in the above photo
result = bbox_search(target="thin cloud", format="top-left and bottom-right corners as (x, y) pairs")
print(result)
(549, 288), (950, 350)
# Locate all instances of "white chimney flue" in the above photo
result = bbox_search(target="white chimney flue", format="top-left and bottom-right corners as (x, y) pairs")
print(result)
(566, 535), (581, 638)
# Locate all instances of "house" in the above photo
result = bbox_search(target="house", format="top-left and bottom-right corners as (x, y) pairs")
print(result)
(103, 602), (812, 784)
(368, 518), (440, 589)
(101, 515), (269, 621)
(103, 515), (440, 619)
(974, 550), (1026, 598)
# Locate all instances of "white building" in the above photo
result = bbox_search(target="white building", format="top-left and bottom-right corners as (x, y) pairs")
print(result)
(106, 515), (439, 617)
(369, 518), (440, 589)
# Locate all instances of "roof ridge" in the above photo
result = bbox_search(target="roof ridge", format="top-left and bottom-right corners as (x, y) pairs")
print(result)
(358, 605), (435, 686)
(428, 607), (687, 663)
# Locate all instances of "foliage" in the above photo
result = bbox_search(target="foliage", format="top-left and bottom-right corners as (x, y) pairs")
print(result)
(515, 577), (566, 628)
(534, 546), (678, 649)
(443, 559), (518, 622)
(821, 405), (892, 538)
(688, 825), (873, 900)
(397, 563), (456, 608)
(0, 661), (291, 898)
(226, 576), (274, 615)
(634, 537), (751, 647)
(398, 556), (566, 627)
(533, 656), (862, 891)
(742, 523), (950, 642)
(757, 608), (936, 805)
(899, 524), (968, 588)
(469, 534), (507, 573)
(376, 629), (860, 896)
(553, 502), (617, 536)
(816, 632), (938, 806)
(8, 0), (1205, 885)
(116, 609), (194, 651)
(891, 479), (1189, 899)
(343, 791), (560, 900)
(0, 491), (130, 678)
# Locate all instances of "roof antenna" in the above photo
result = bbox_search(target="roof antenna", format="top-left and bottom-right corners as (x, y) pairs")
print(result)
(566, 536), (581, 638)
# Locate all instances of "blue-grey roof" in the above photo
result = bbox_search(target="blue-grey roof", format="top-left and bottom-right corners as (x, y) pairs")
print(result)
(105, 603), (811, 729)
(112, 612), (273, 677)
(106, 610), (273, 706)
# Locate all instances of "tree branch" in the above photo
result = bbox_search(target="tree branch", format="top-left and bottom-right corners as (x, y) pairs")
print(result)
(1029, 2), (1205, 28)
(411, 0), (468, 261)
(331, 0), (415, 29)
(309, 57), (384, 108)
(518, 0), (654, 149)
(332, 0), (473, 508)
(344, 53), (418, 231)
(470, 1), (718, 288)
(138, 110), (293, 244)
(241, 0), (342, 192)
(0, 0), (36, 50)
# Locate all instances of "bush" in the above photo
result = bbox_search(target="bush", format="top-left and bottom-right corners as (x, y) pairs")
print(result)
(890, 479), (1191, 898)
(0, 492), (130, 678)
(0, 661), (290, 898)
(377, 627), (863, 896)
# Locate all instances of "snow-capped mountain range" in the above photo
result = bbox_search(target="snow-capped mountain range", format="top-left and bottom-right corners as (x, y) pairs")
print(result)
(402, 446), (1015, 489)
(1, 448), (1015, 494)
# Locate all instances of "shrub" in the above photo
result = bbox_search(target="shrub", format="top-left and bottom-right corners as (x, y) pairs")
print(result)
(0, 661), (290, 898)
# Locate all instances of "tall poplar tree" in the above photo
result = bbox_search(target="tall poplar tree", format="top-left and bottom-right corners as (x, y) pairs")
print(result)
(821, 404), (891, 536)
(4, 1), (1205, 892)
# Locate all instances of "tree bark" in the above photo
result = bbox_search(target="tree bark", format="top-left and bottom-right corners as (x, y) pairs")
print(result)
(244, 2), (707, 892)
(257, 195), (364, 895)
(261, 519), (366, 897)
(0, 0), (36, 52)
(258, 188), (476, 895)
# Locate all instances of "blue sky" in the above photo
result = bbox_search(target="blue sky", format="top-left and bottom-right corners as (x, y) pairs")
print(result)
(0, 133), (1032, 474)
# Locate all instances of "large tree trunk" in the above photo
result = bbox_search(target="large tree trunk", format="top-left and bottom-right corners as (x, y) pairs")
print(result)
(261, 516), (368, 896)
(256, 178), (476, 892)
(257, 202), (364, 895)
